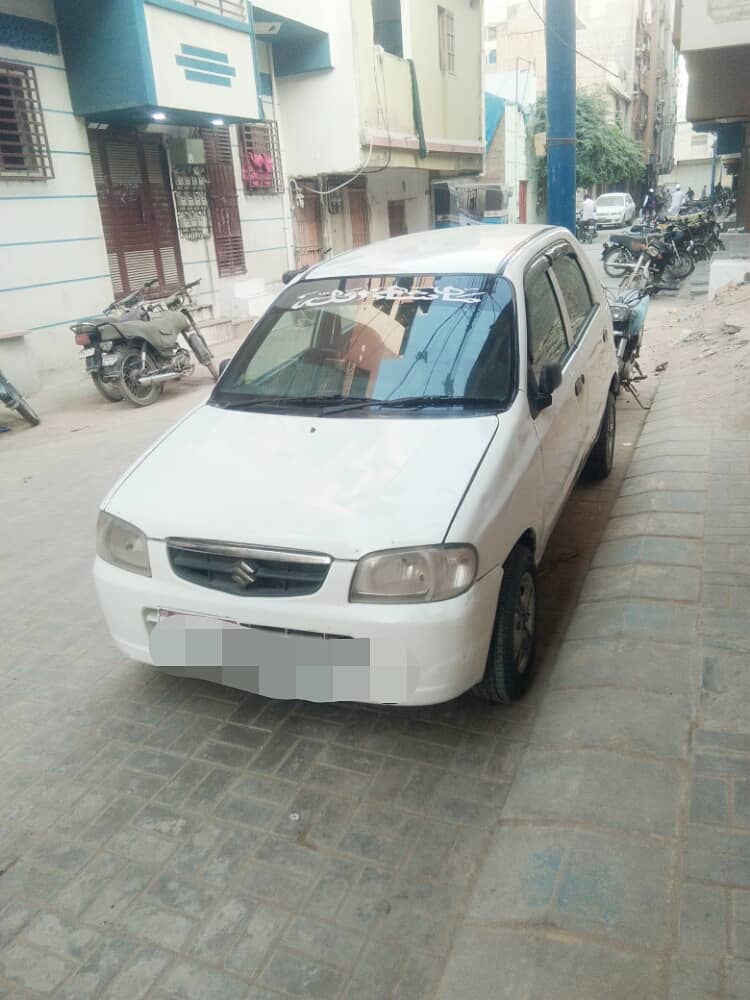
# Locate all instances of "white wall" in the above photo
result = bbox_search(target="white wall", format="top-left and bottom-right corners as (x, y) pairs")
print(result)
(681, 0), (750, 51)
(274, 0), (361, 176)
(0, 3), (114, 371)
(365, 168), (431, 243)
(145, 5), (258, 118)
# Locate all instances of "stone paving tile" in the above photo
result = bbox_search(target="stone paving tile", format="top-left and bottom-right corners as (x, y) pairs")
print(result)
(566, 597), (699, 644)
(467, 825), (672, 949)
(0, 941), (76, 994)
(549, 638), (698, 696)
(502, 748), (683, 837)
(532, 687), (690, 757)
(580, 562), (702, 603)
(437, 926), (660, 1000)
(667, 953), (721, 1000)
(612, 490), (707, 517)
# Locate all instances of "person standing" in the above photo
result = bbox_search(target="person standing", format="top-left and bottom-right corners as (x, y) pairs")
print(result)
(701, 184), (708, 200)
(643, 188), (658, 221)
(669, 184), (684, 216)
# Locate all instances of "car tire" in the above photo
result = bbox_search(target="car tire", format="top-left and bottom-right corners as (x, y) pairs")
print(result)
(584, 391), (616, 481)
(472, 545), (537, 704)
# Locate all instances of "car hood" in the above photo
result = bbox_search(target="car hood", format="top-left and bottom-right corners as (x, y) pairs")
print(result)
(104, 404), (499, 560)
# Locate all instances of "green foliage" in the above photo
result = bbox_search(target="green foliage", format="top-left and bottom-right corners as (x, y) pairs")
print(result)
(533, 91), (646, 194)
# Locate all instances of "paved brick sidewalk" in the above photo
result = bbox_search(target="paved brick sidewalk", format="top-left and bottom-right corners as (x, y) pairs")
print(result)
(437, 293), (750, 1000)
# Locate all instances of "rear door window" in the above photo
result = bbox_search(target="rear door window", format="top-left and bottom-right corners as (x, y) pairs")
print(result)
(551, 255), (595, 342)
(525, 267), (569, 382)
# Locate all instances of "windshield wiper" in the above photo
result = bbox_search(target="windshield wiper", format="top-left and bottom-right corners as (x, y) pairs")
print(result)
(320, 395), (502, 414)
(216, 394), (369, 411)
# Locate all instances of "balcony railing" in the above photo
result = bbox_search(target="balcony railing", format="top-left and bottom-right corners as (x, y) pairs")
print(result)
(186, 0), (247, 22)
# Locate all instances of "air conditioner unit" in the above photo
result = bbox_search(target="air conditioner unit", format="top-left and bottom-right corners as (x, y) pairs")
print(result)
(169, 138), (206, 167)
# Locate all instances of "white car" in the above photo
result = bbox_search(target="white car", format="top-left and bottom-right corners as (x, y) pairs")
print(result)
(95, 225), (618, 706)
(595, 192), (636, 227)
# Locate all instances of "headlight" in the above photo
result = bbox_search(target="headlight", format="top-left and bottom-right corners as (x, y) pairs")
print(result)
(96, 511), (151, 577)
(350, 545), (477, 603)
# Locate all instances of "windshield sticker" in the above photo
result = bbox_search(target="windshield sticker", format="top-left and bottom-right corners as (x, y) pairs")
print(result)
(290, 285), (486, 310)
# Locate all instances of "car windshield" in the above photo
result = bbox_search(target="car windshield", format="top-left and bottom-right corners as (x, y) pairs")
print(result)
(597, 195), (625, 207)
(213, 274), (516, 415)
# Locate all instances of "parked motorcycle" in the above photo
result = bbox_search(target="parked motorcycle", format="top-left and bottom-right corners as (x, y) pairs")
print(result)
(608, 286), (652, 407)
(575, 214), (597, 244)
(601, 227), (691, 285)
(72, 278), (218, 407)
(0, 368), (40, 427)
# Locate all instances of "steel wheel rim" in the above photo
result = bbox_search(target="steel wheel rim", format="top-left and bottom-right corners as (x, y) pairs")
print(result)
(122, 357), (153, 400)
(512, 572), (536, 675)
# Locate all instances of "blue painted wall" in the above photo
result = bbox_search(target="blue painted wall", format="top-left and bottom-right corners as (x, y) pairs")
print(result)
(0, 12), (59, 54)
(54, 0), (156, 116)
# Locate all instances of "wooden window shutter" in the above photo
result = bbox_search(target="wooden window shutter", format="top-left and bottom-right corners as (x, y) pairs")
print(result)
(202, 126), (246, 278)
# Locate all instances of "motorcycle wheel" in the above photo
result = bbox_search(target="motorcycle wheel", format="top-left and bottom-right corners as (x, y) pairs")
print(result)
(91, 372), (123, 402)
(603, 247), (633, 278)
(119, 349), (163, 407)
(691, 242), (710, 262)
(668, 255), (695, 280)
(16, 397), (40, 427)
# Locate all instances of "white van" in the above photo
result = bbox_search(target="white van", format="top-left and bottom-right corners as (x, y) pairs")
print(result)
(95, 225), (618, 706)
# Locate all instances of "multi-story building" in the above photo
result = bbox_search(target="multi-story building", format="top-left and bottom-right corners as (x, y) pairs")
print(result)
(659, 61), (713, 196)
(279, 0), (484, 266)
(484, 0), (678, 189)
(673, 0), (750, 227)
(0, 0), (484, 372)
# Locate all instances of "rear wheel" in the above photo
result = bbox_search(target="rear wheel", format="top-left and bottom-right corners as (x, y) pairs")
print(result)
(584, 391), (616, 481)
(91, 372), (123, 402)
(473, 545), (537, 704)
(119, 349), (163, 407)
(603, 246), (633, 278)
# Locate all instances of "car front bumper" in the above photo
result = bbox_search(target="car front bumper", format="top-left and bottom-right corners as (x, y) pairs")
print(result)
(94, 543), (502, 706)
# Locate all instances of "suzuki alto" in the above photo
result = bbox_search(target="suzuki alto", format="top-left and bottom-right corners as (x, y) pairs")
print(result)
(95, 225), (618, 705)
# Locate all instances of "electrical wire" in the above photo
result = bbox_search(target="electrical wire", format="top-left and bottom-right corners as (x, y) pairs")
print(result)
(526, 0), (625, 83)
(297, 45), (392, 198)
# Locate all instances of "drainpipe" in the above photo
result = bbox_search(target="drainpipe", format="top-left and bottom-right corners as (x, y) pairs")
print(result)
(545, 0), (576, 232)
(247, 2), (265, 120)
(407, 59), (428, 159)
(710, 135), (718, 199)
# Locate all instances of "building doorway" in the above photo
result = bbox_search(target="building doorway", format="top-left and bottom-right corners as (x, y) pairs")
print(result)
(349, 187), (370, 247)
(292, 182), (324, 268)
(388, 199), (407, 237)
(89, 131), (183, 297)
(518, 180), (528, 223)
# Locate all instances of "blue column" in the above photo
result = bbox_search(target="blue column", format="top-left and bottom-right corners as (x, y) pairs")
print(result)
(545, 0), (576, 232)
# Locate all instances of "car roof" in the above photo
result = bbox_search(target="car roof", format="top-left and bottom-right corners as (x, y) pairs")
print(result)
(597, 192), (628, 199)
(304, 224), (559, 279)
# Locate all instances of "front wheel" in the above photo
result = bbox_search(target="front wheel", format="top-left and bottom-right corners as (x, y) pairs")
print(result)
(16, 396), (40, 427)
(119, 348), (163, 407)
(666, 254), (694, 280)
(603, 246), (633, 278)
(473, 545), (537, 704)
(584, 391), (616, 481)
(91, 371), (123, 402)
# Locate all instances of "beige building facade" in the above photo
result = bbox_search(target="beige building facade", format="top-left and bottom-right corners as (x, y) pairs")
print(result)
(485, 0), (678, 188)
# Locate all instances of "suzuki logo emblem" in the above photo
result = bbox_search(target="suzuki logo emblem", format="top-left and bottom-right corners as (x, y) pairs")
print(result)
(231, 560), (257, 588)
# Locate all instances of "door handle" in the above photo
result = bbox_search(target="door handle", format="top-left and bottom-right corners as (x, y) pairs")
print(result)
(575, 374), (586, 397)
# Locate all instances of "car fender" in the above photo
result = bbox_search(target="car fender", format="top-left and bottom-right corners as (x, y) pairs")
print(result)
(445, 392), (544, 577)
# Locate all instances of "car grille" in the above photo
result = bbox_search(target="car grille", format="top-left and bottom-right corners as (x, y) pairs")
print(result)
(167, 539), (331, 597)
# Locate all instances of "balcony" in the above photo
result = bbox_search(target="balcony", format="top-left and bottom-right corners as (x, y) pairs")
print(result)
(55, 0), (260, 126)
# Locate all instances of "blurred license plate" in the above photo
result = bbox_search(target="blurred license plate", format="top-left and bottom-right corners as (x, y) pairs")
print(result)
(80, 348), (95, 358)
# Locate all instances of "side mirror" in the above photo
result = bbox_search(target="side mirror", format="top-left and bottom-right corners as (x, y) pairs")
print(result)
(534, 363), (562, 413)
(218, 358), (231, 377)
(538, 362), (562, 396)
